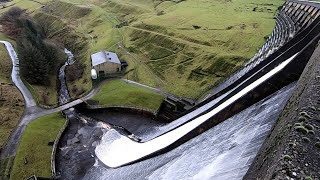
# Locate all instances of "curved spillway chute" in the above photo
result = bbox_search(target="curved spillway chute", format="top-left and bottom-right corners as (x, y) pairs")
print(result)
(95, 53), (298, 168)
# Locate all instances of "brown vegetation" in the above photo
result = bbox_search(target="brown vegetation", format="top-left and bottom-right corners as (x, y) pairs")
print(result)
(0, 45), (24, 149)
(0, 84), (24, 149)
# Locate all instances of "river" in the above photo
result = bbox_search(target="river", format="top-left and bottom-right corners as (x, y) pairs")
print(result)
(58, 48), (75, 105)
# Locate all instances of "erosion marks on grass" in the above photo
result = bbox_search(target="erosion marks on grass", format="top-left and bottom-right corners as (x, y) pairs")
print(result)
(0, 0), (283, 100)
(107, 0), (284, 98)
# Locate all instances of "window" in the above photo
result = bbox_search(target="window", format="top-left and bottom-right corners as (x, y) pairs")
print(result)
(99, 71), (105, 76)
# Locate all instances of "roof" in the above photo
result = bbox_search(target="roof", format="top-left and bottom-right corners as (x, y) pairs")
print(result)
(91, 51), (121, 66)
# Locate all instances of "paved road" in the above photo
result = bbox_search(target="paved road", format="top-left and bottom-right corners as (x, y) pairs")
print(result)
(0, 41), (37, 108)
(0, 41), (98, 159)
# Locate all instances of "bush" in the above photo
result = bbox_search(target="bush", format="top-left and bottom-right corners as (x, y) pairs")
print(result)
(0, 7), (25, 38)
(283, 155), (292, 161)
(0, 7), (66, 86)
(65, 61), (85, 82)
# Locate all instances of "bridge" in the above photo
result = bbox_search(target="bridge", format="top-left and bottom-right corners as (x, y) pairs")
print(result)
(95, 0), (320, 169)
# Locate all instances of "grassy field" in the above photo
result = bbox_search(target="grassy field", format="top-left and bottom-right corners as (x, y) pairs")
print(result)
(10, 113), (65, 180)
(41, 0), (283, 99)
(100, 0), (284, 98)
(0, 0), (283, 100)
(0, 44), (24, 149)
(91, 80), (164, 111)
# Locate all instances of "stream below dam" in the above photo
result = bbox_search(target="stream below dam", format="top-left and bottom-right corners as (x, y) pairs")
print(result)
(55, 50), (296, 180)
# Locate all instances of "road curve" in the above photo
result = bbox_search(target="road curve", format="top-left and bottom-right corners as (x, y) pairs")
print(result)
(0, 41), (97, 159)
(0, 41), (37, 108)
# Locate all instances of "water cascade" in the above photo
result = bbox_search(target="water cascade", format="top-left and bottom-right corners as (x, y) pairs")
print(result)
(58, 48), (75, 105)
(85, 83), (295, 180)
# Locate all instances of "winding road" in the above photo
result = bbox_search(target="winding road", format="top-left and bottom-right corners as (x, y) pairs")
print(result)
(0, 41), (98, 159)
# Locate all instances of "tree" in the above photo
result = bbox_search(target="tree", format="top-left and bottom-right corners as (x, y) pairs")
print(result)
(0, 7), (25, 38)
(17, 37), (50, 85)
(1, 7), (66, 86)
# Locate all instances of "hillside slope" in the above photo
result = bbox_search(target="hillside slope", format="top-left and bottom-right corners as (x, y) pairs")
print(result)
(0, 0), (284, 99)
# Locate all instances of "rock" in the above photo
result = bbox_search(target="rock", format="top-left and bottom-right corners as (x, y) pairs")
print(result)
(292, 172), (297, 177)
(67, 137), (80, 145)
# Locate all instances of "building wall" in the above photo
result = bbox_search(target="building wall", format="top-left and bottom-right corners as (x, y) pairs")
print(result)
(94, 62), (121, 75)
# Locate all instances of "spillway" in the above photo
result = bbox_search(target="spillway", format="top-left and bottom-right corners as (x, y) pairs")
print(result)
(54, 0), (320, 178)
(93, 0), (320, 169)
(95, 54), (299, 168)
(85, 83), (295, 180)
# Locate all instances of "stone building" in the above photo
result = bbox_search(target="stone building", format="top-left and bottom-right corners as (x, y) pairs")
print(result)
(91, 51), (122, 77)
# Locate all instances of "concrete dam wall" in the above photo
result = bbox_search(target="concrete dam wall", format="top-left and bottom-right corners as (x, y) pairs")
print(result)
(91, 0), (320, 179)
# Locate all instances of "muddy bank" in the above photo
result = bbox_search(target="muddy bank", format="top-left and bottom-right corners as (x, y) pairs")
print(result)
(244, 44), (320, 179)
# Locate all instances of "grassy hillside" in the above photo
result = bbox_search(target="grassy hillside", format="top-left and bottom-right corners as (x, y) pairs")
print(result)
(10, 113), (65, 180)
(0, 43), (24, 149)
(0, 0), (283, 100)
(111, 0), (284, 98)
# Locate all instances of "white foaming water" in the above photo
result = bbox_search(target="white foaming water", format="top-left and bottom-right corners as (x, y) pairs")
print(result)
(84, 83), (295, 180)
(94, 54), (298, 168)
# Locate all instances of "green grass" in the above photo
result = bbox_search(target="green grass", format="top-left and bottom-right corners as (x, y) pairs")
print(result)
(91, 80), (164, 111)
(0, 0), (284, 100)
(0, 44), (11, 81)
(113, 0), (284, 98)
(0, 32), (16, 46)
(10, 113), (65, 180)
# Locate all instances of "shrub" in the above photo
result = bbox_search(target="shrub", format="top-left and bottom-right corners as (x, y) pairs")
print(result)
(298, 116), (307, 122)
(283, 155), (292, 161)
(65, 61), (85, 82)
(304, 176), (313, 180)
(302, 137), (310, 143)
(304, 124), (314, 131)
(294, 126), (308, 134)
(299, 111), (311, 119)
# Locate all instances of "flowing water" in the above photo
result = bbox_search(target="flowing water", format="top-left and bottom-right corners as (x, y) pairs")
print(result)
(56, 48), (296, 180)
(83, 83), (295, 180)
(58, 48), (75, 105)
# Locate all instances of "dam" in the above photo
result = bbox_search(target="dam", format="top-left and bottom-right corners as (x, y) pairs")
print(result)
(93, 0), (320, 169)
(53, 0), (320, 179)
